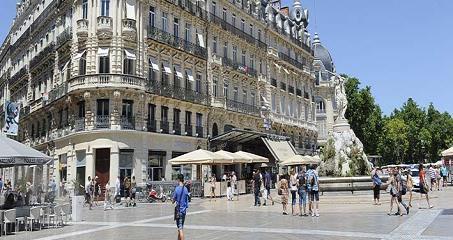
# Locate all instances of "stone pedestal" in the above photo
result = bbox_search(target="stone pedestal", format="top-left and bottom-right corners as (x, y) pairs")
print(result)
(333, 118), (351, 133)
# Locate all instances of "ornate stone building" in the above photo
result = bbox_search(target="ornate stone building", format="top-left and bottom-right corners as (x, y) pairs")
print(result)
(0, 0), (317, 190)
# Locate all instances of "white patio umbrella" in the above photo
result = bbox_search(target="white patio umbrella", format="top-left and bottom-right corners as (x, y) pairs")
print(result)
(441, 146), (453, 157)
(168, 149), (231, 165)
(232, 151), (269, 163)
(280, 155), (319, 166)
(0, 134), (53, 167)
(214, 150), (244, 164)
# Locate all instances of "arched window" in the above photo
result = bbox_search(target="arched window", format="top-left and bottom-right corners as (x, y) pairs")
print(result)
(316, 99), (325, 113)
(79, 52), (87, 75)
(212, 123), (218, 137)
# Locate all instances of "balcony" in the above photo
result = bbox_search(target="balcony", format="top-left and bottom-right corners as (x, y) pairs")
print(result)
(19, 105), (30, 119)
(166, 0), (208, 20)
(208, 13), (267, 49)
(69, 74), (147, 92)
(122, 19), (137, 41)
(30, 43), (55, 71)
(94, 115), (110, 129)
(74, 117), (85, 132)
(278, 52), (303, 70)
(160, 121), (170, 134)
(185, 124), (193, 136)
(148, 81), (209, 105)
(9, 68), (28, 86)
(147, 26), (207, 59)
(120, 116), (135, 130)
(225, 99), (260, 116)
(270, 112), (317, 131)
(222, 57), (257, 77)
(97, 16), (113, 39)
(173, 122), (181, 135)
(147, 119), (157, 132)
(47, 83), (68, 105)
(76, 19), (89, 39)
(271, 78), (277, 87)
(269, 22), (313, 55)
(195, 126), (203, 138)
(267, 46), (279, 58)
(56, 28), (72, 49)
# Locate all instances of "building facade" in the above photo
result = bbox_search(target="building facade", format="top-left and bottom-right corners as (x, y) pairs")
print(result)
(0, 0), (317, 191)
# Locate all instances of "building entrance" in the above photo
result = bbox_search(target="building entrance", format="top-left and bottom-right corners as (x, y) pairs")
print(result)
(95, 148), (110, 198)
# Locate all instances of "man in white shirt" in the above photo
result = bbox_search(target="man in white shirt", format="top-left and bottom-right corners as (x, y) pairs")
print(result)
(115, 176), (121, 205)
(231, 171), (238, 200)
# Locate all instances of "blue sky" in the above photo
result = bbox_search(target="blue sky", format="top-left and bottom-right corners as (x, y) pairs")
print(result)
(1, 0), (452, 115)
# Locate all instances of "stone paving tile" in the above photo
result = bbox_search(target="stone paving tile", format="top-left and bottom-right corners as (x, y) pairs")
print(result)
(422, 215), (453, 237)
(1, 224), (99, 240)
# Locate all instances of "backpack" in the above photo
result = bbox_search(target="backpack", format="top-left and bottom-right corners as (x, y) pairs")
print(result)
(298, 174), (306, 189)
(400, 177), (407, 195)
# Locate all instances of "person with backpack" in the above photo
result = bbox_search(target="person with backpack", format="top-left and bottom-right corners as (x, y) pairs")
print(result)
(253, 170), (262, 206)
(297, 169), (308, 216)
(395, 168), (409, 215)
(173, 174), (189, 240)
(264, 170), (274, 205)
(371, 168), (382, 205)
(307, 164), (320, 217)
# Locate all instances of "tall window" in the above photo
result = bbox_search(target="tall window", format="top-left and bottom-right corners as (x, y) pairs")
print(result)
(212, 36), (217, 54)
(101, 0), (110, 16)
(211, 1), (216, 15)
(97, 99), (109, 116)
(222, 8), (227, 21)
(173, 18), (179, 37)
(123, 50), (135, 75)
(213, 77), (218, 97)
(78, 101), (85, 118)
(258, 29), (261, 41)
(148, 104), (156, 121)
(233, 87), (238, 101)
(99, 55), (110, 73)
(195, 73), (202, 93)
(241, 19), (245, 31)
(223, 81), (229, 98)
(162, 12), (168, 32)
(271, 93), (276, 112)
(242, 90), (247, 104)
(82, 0), (88, 19)
(250, 92), (255, 106)
(149, 6), (155, 27)
(161, 106), (169, 122)
(122, 100), (134, 118)
(232, 14), (236, 26)
(241, 50), (246, 65)
(173, 109), (181, 125)
(79, 52), (86, 75)
(185, 111), (192, 126)
(249, 24), (253, 36)
(196, 113), (202, 127)
(232, 45), (237, 62)
(148, 151), (165, 181)
(184, 23), (191, 42)
(223, 41), (228, 58)
(250, 54), (254, 69)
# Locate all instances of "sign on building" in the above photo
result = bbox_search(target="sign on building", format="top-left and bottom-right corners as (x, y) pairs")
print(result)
(2, 101), (20, 136)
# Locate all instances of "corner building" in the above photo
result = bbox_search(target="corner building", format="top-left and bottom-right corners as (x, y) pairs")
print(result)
(0, 0), (317, 190)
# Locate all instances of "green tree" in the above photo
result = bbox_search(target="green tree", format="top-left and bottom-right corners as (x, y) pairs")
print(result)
(378, 118), (409, 164)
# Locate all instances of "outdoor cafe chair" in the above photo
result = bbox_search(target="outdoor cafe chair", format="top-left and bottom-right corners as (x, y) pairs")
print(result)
(60, 203), (71, 225)
(26, 207), (41, 231)
(40, 206), (50, 228)
(3, 209), (17, 235)
(47, 205), (62, 228)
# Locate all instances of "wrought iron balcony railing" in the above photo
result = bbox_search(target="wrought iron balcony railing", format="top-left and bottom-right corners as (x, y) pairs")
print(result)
(208, 13), (267, 49)
(166, 0), (208, 20)
(173, 122), (181, 135)
(221, 57), (257, 77)
(148, 26), (207, 59)
(147, 119), (157, 132)
(120, 116), (135, 130)
(160, 120), (170, 134)
(95, 115), (110, 129)
(269, 22), (313, 55)
(185, 124), (193, 136)
(30, 43), (55, 70)
(225, 99), (260, 116)
(196, 126), (203, 138)
(74, 117), (85, 132)
(278, 52), (303, 70)
(147, 80), (209, 105)
(47, 83), (68, 104)
(9, 68), (27, 86)
(56, 27), (72, 48)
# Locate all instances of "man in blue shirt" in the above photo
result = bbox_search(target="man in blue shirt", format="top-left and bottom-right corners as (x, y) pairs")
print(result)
(306, 164), (320, 217)
(173, 174), (189, 240)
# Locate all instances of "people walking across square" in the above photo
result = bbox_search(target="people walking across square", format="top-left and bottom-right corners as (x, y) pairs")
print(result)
(173, 174), (189, 240)
(289, 169), (298, 215)
(278, 175), (289, 215)
(307, 165), (320, 217)
(297, 169), (308, 216)
(371, 168), (382, 205)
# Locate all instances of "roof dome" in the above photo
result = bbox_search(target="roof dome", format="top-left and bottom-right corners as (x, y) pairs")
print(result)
(313, 33), (334, 73)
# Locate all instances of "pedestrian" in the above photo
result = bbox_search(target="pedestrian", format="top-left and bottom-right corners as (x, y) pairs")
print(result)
(48, 178), (57, 202)
(405, 170), (414, 208)
(0, 177), (4, 195)
(104, 181), (113, 211)
(231, 171), (238, 200)
(297, 168), (308, 216)
(278, 175), (289, 215)
(131, 176), (137, 207)
(387, 169), (401, 216)
(209, 174), (216, 200)
(253, 170), (261, 206)
(419, 164), (433, 209)
(93, 176), (99, 206)
(435, 167), (441, 191)
(173, 174), (189, 240)
(307, 164), (320, 217)
(85, 176), (92, 210)
(264, 169), (274, 205)
(372, 168), (382, 205)
(226, 173), (233, 201)
(222, 173), (227, 182)
(395, 168), (409, 215)
(115, 176), (121, 206)
(428, 165), (436, 191)
(289, 169), (298, 216)
(440, 164), (448, 188)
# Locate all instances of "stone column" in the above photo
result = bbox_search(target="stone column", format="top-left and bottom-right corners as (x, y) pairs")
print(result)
(110, 145), (120, 186)
(112, 90), (122, 130)
(85, 147), (95, 183)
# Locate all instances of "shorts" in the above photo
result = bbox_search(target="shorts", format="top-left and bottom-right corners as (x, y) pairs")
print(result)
(443, 176), (447, 182)
(265, 186), (271, 194)
(176, 214), (186, 230)
(431, 178), (436, 184)
(309, 190), (319, 202)
(373, 185), (380, 200)
(298, 189), (307, 205)
(85, 193), (91, 202)
(291, 190), (297, 205)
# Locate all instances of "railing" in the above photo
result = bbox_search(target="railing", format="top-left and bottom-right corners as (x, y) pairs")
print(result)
(185, 124), (193, 136)
(269, 22), (313, 55)
(225, 99), (260, 116)
(74, 117), (85, 132)
(97, 16), (113, 35)
(76, 19), (89, 37)
(278, 52), (303, 70)
(196, 126), (203, 137)
(69, 74), (147, 91)
(316, 109), (326, 114)
(30, 43), (55, 70)
(122, 19), (137, 33)
(271, 78), (277, 87)
(270, 112), (317, 131)
(120, 116), (135, 130)
(56, 27), (72, 48)
(19, 105), (30, 119)
(9, 68), (27, 86)
(94, 115), (110, 129)
(166, 0), (208, 20)
(47, 83), (68, 104)
(222, 57), (257, 77)
(173, 123), (181, 135)
(147, 80), (209, 105)
(147, 119), (157, 132)
(147, 26), (207, 59)
(160, 120), (169, 133)
(10, 28), (30, 54)
(208, 13), (267, 49)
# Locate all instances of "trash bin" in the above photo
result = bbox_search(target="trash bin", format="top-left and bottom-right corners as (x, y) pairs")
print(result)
(72, 195), (85, 222)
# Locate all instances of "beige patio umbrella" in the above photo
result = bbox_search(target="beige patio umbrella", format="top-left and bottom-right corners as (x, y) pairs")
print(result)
(280, 155), (319, 166)
(233, 151), (269, 163)
(168, 149), (231, 165)
(214, 150), (245, 164)
(441, 146), (453, 157)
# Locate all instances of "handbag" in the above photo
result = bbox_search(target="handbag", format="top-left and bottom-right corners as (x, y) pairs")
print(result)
(277, 188), (283, 196)
(174, 186), (184, 220)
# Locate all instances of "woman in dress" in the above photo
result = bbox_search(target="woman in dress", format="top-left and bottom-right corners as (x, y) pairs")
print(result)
(387, 168), (402, 216)
(419, 164), (433, 209)
(279, 175), (289, 215)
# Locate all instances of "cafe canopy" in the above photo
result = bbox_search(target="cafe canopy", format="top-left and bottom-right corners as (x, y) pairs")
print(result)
(0, 134), (53, 167)
(280, 154), (320, 166)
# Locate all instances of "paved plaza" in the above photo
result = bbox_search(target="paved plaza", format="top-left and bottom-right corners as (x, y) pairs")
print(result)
(4, 188), (453, 240)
